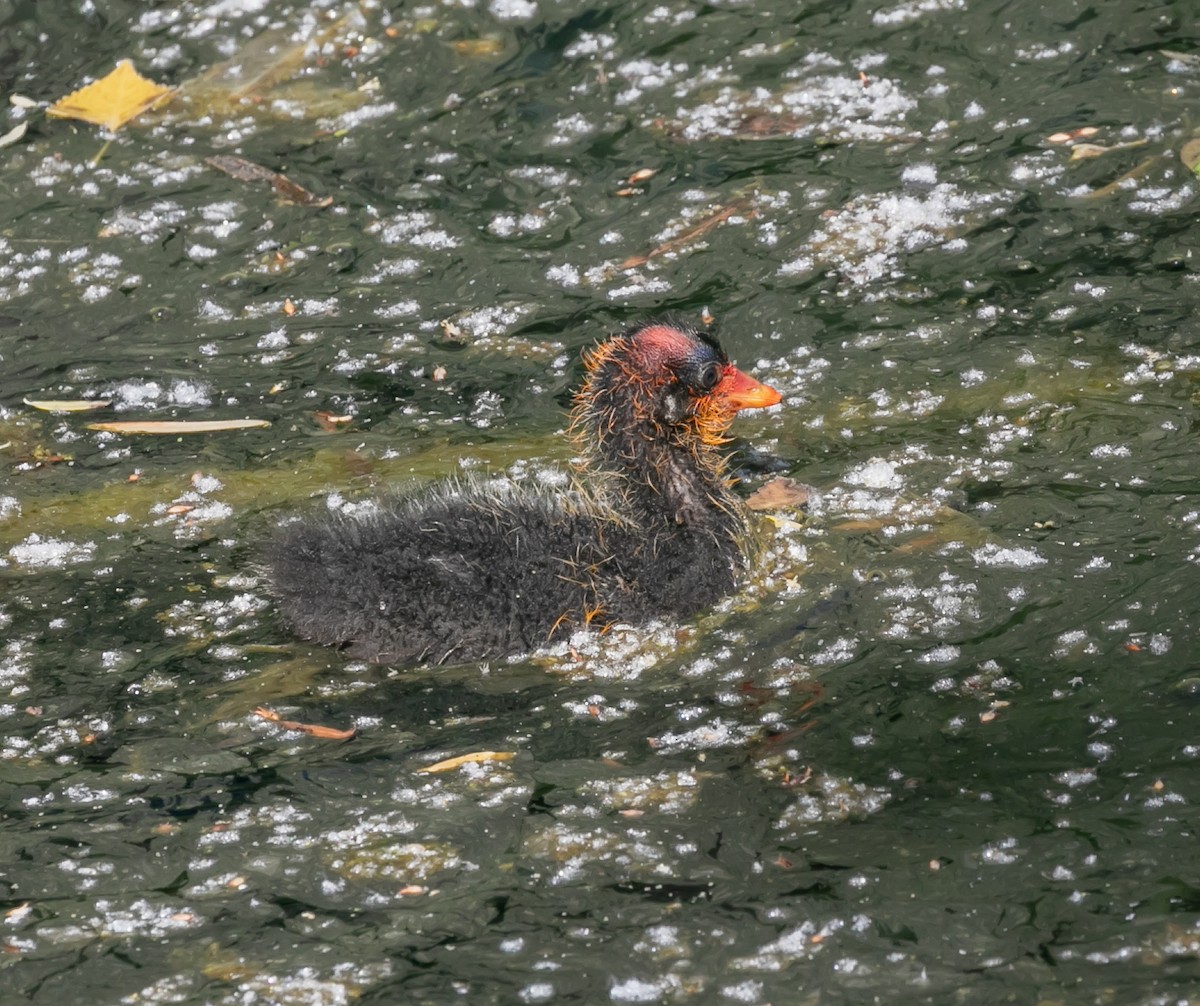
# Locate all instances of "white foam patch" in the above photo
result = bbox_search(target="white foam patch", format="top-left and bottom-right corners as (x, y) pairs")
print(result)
(873, 0), (965, 25)
(843, 458), (904, 490)
(106, 379), (212, 411)
(972, 543), (1047, 568)
(780, 182), (1008, 286)
(649, 718), (758, 753)
(610, 978), (666, 1003)
(489, 0), (537, 20)
(8, 534), (96, 568)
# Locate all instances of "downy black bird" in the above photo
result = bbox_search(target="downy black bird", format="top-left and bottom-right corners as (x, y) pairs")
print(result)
(265, 320), (781, 664)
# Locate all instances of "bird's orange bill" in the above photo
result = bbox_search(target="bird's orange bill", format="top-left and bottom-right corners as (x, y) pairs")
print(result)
(716, 366), (782, 411)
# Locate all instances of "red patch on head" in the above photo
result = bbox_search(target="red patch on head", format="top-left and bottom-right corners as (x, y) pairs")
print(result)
(629, 324), (700, 371)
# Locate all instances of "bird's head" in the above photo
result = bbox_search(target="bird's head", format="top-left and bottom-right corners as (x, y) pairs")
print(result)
(575, 321), (781, 449)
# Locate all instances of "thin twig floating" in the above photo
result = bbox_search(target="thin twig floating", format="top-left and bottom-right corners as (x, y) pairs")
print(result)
(1077, 154), (1161, 200)
(621, 198), (754, 270)
(253, 706), (356, 740)
(206, 154), (333, 207)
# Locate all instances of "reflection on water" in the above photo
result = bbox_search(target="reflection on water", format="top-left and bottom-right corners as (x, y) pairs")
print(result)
(1, 1), (1198, 1003)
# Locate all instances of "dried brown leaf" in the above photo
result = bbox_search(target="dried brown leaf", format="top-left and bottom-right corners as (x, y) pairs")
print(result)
(746, 477), (811, 511)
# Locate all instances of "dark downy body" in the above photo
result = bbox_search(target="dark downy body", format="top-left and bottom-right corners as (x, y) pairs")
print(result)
(264, 320), (781, 664)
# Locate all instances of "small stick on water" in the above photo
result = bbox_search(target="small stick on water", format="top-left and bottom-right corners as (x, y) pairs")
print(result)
(254, 706), (355, 740)
(1078, 154), (1161, 200)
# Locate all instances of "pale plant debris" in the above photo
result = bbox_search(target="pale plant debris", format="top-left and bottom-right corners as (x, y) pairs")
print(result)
(1046, 126), (1099, 144)
(86, 419), (271, 434)
(418, 751), (516, 774)
(4, 902), (32, 923)
(0, 121), (27, 149)
(1068, 139), (1149, 161)
(170, 13), (369, 123)
(314, 411), (354, 432)
(200, 13), (354, 103)
(24, 398), (112, 412)
(1043, 126), (1150, 162)
(1160, 49), (1200, 72)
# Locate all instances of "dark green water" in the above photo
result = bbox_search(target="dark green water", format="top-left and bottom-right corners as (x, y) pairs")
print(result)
(1, 1), (1198, 1003)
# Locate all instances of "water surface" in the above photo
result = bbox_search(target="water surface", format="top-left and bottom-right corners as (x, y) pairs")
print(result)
(1, 1), (1198, 1003)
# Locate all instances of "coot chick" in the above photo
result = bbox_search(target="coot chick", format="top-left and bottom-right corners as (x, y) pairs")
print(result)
(265, 320), (781, 665)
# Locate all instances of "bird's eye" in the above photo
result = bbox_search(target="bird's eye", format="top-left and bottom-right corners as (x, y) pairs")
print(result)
(697, 361), (722, 392)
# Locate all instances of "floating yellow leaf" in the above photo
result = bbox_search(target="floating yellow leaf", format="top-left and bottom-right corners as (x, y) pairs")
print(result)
(418, 751), (516, 774)
(24, 398), (111, 412)
(47, 60), (174, 131)
(86, 419), (271, 434)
